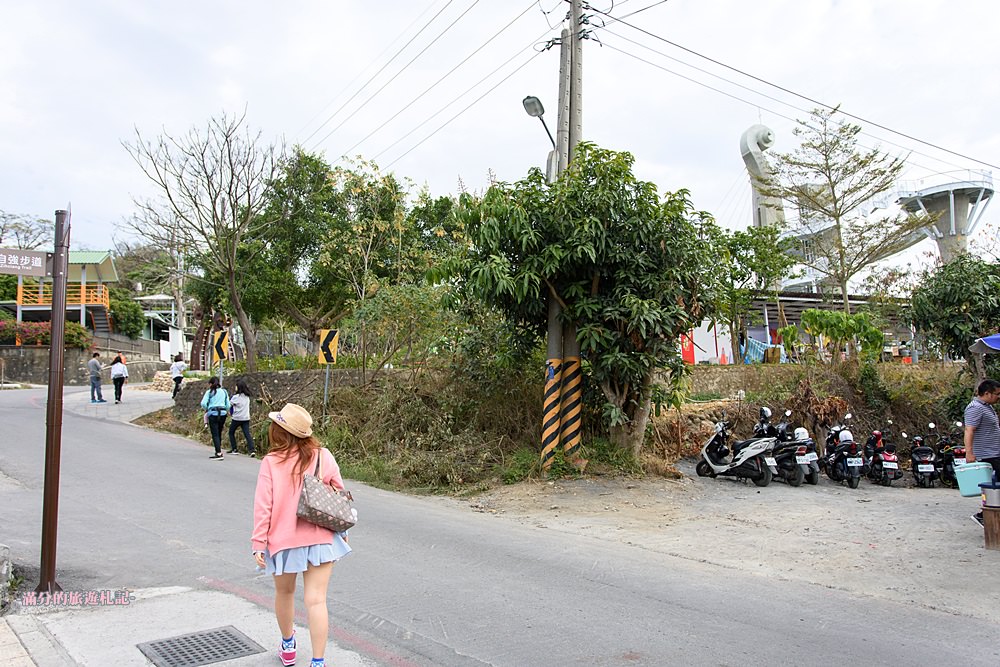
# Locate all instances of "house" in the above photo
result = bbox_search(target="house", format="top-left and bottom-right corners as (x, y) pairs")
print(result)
(10, 250), (118, 335)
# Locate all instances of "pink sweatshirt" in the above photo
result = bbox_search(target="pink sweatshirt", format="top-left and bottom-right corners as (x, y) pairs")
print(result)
(252, 447), (345, 554)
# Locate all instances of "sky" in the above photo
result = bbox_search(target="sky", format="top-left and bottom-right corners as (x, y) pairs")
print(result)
(2, 0), (998, 269)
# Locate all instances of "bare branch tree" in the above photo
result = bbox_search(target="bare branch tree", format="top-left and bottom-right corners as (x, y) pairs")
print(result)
(0, 211), (53, 249)
(757, 108), (936, 313)
(123, 111), (281, 371)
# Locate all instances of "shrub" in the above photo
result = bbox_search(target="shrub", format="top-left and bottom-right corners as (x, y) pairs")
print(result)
(0, 320), (92, 349)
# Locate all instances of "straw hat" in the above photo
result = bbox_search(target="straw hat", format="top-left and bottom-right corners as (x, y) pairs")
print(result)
(268, 403), (313, 438)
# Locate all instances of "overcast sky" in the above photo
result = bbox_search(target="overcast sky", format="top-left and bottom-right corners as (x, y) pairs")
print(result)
(2, 0), (997, 264)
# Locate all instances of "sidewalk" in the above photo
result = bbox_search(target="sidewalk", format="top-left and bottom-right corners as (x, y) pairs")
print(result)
(1, 386), (375, 666)
(64, 383), (176, 424)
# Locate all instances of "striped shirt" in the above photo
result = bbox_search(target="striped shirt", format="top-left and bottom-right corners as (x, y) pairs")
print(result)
(965, 397), (1000, 460)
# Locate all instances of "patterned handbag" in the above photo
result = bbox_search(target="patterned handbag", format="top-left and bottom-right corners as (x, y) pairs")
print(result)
(296, 452), (357, 533)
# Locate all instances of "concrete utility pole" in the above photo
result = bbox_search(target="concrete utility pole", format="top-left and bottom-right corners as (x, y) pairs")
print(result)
(541, 1), (587, 472)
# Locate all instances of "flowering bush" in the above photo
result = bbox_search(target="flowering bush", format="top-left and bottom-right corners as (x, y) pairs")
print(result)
(0, 320), (92, 349)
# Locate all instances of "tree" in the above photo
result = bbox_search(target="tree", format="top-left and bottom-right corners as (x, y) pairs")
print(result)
(759, 108), (934, 313)
(910, 254), (1000, 372)
(448, 143), (715, 456)
(0, 211), (52, 249)
(706, 224), (796, 364)
(123, 111), (280, 371)
(109, 287), (146, 339)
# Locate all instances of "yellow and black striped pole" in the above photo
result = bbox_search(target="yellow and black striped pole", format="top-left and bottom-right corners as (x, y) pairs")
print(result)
(541, 358), (562, 470)
(560, 323), (587, 471)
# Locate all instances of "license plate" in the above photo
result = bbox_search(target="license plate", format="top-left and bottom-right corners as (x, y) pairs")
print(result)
(802, 452), (818, 462)
(795, 455), (811, 464)
(846, 457), (863, 467)
(764, 457), (777, 467)
(917, 464), (935, 472)
(954, 458), (966, 466)
(882, 461), (898, 469)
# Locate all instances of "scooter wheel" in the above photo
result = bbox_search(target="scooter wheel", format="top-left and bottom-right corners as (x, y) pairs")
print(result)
(696, 461), (713, 477)
(806, 469), (820, 485)
(848, 476), (860, 489)
(881, 477), (891, 487)
(787, 465), (804, 487)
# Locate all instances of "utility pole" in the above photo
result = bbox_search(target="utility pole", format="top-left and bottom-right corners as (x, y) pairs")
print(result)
(37, 208), (71, 593)
(541, 1), (587, 472)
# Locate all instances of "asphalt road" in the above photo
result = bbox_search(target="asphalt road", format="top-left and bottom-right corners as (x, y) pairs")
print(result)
(2, 386), (998, 666)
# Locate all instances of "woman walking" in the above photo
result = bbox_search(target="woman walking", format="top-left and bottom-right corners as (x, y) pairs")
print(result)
(200, 377), (230, 460)
(110, 355), (128, 404)
(169, 353), (187, 399)
(252, 404), (351, 667)
(228, 381), (256, 457)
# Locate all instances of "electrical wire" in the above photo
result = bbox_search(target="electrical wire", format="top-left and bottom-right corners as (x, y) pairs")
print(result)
(372, 26), (558, 163)
(384, 49), (546, 170)
(309, 0), (485, 152)
(337, 1), (539, 162)
(599, 39), (974, 177)
(299, 0), (458, 146)
(587, 3), (1000, 171)
(293, 0), (444, 141)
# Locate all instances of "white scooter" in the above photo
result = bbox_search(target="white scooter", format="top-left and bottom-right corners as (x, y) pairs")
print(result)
(696, 418), (778, 487)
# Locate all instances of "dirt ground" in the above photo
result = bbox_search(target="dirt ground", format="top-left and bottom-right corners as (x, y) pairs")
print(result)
(457, 460), (1000, 624)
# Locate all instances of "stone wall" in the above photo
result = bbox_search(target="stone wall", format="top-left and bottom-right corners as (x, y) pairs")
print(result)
(0, 346), (168, 385)
(173, 369), (370, 418)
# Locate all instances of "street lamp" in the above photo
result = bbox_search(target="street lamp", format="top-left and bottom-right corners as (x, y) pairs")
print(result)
(522, 95), (555, 148)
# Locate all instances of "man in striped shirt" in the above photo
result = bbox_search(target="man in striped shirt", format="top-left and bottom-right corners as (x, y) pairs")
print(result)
(965, 378), (1000, 527)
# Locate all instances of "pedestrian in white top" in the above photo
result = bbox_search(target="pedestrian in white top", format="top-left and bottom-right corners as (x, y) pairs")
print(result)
(228, 381), (256, 457)
(110, 355), (128, 404)
(170, 353), (187, 399)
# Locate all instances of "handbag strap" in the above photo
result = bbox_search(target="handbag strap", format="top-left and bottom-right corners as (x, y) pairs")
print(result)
(312, 449), (323, 479)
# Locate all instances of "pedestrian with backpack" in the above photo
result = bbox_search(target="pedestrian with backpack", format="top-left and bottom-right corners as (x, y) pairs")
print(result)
(200, 376), (231, 460)
(110, 355), (128, 404)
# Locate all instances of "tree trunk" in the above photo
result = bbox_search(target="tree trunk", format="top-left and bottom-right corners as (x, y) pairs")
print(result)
(608, 373), (655, 458)
(227, 273), (258, 372)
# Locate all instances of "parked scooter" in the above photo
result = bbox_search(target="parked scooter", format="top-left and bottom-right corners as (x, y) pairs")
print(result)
(825, 412), (855, 456)
(904, 425), (939, 488)
(864, 427), (902, 486)
(934, 421), (967, 489)
(791, 425), (821, 486)
(696, 418), (776, 487)
(765, 410), (814, 487)
(822, 428), (864, 488)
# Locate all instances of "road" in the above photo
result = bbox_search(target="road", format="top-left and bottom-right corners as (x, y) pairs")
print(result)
(1, 386), (998, 666)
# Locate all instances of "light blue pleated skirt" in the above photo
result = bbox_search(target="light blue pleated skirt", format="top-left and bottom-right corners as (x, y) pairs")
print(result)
(264, 533), (351, 575)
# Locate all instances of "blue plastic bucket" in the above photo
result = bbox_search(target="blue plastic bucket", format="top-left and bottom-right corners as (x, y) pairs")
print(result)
(957, 462), (996, 497)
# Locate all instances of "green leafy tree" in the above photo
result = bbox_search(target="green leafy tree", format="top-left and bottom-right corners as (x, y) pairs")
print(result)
(706, 224), (797, 363)
(910, 254), (1000, 374)
(800, 308), (884, 362)
(447, 143), (715, 455)
(759, 107), (934, 313)
(109, 287), (146, 339)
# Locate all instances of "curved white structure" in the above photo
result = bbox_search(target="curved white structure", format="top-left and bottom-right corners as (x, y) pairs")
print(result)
(896, 171), (993, 262)
(740, 124), (786, 228)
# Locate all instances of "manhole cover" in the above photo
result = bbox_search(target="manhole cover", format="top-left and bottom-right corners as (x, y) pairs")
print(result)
(137, 626), (265, 667)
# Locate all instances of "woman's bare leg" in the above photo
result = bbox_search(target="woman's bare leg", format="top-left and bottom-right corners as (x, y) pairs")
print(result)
(302, 561), (334, 659)
(273, 572), (297, 639)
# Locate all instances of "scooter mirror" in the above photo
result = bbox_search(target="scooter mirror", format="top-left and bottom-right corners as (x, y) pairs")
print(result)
(785, 409), (792, 417)
(928, 422), (936, 429)
(956, 421), (963, 428)
(887, 419), (893, 425)
(901, 431), (908, 439)
(844, 413), (853, 420)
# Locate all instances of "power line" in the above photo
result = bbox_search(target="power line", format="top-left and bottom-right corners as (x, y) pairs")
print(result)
(300, 0), (458, 146)
(337, 1), (538, 162)
(372, 27), (557, 163)
(587, 3), (1000, 171)
(293, 0), (444, 141)
(309, 0), (485, 152)
(599, 39), (973, 176)
(384, 49), (546, 170)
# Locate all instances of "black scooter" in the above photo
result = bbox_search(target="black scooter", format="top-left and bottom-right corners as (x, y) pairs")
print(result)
(935, 421), (967, 489)
(823, 426), (864, 489)
(904, 426), (939, 488)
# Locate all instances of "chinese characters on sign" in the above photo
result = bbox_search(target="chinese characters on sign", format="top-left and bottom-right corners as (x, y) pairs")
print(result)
(0, 249), (51, 277)
(17, 589), (135, 607)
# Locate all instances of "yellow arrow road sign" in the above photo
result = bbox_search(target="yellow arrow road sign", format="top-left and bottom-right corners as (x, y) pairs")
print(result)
(318, 329), (339, 365)
(212, 330), (229, 366)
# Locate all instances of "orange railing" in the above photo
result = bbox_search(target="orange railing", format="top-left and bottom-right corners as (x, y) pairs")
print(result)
(16, 282), (111, 310)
